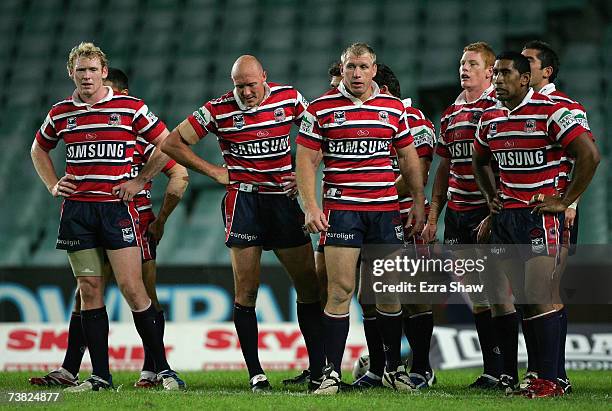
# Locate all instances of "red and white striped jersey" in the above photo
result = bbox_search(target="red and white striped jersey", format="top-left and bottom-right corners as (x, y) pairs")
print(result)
(474, 89), (587, 209)
(539, 83), (593, 194)
(35, 87), (166, 202)
(437, 85), (497, 211)
(391, 99), (435, 216)
(131, 138), (176, 216)
(297, 81), (414, 212)
(186, 82), (308, 194)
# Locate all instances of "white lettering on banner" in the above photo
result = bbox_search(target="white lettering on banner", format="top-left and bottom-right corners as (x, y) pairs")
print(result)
(0, 324), (366, 372)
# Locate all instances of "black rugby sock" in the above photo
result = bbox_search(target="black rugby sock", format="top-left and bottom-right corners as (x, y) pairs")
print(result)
(474, 309), (502, 378)
(234, 303), (264, 378)
(132, 303), (170, 373)
(531, 312), (560, 382)
(322, 311), (350, 378)
(141, 310), (165, 373)
(522, 315), (539, 374)
(405, 311), (434, 375)
(363, 316), (385, 377)
(297, 302), (325, 380)
(493, 311), (519, 381)
(61, 312), (86, 378)
(376, 309), (403, 372)
(80, 307), (111, 382)
(557, 308), (568, 380)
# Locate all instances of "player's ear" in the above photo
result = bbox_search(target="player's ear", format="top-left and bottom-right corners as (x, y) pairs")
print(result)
(542, 65), (553, 81)
(102, 65), (108, 80)
(372, 63), (377, 77)
(262, 70), (267, 82)
(520, 72), (531, 87)
(485, 65), (494, 80)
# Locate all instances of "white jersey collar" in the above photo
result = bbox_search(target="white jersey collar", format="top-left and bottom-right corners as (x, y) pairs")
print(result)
(233, 82), (271, 112)
(538, 83), (556, 96)
(338, 80), (380, 105)
(72, 86), (114, 107)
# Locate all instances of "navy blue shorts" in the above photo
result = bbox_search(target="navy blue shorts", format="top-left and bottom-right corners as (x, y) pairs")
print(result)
(444, 207), (489, 245)
(490, 208), (564, 259)
(222, 190), (310, 250)
(57, 200), (141, 252)
(319, 209), (404, 247)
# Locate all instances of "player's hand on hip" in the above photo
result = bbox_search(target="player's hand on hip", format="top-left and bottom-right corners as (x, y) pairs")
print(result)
(421, 221), (438, 243)
(304, 207), (329, 233)
(112, 179), (144, 202)
(564, 207), (577, 229)
(281, 172), (298, 199)
(148, 219), (165, 242)
(530, 193), (566, 214)
(487, 196), (503, 214)
(51, 174), (77, 197)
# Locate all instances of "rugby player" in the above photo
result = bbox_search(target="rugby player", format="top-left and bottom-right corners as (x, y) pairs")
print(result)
(30, 43), (185, 392)
(472, 51), (599, 397)
(354, 63), (436, 390)
(161, 55), (325, 392)
(29, 68), (188, 389)
(296, 43), (425, 394)
(521, 40), (593, 393)
(422, 42), (503, 389)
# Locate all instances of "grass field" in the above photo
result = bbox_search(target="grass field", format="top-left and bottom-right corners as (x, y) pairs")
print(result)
(0, 369), (610, 410)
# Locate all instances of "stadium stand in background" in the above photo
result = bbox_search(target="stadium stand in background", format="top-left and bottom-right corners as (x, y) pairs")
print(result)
(0, 0), (609, 266)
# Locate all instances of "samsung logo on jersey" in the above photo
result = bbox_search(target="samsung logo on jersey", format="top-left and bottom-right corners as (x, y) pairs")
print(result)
(66, 142), (126, 160)
(328, 140), (389, 155)
(229, 136), (289, 156)
(494, 149), (546, 168)
(448, 141), (473, 159)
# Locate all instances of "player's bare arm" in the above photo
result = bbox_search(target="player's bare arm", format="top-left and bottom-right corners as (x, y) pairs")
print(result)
(421, 157), (450, 242)
(531, 133), (600, 214)
(296, 145), (328, 233)
(161, 120), (229, 185)
(113, 129), (172, 201)
(31, 140), (77, 197)
(396, 143), (425, 237)
(148, 163), (189, 242)
(472, 146), (501, 214)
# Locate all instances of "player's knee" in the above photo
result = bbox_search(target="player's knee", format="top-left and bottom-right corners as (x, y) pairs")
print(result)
(236, 286), (259, 306)
(77, 278), (103, 303)
(327, 286), (352, 308)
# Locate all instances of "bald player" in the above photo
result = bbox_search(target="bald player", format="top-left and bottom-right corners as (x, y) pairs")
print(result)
(161, 55), (325, 392)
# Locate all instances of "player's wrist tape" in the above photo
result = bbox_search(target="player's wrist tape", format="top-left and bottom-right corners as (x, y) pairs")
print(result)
(567, 201), (578, 210)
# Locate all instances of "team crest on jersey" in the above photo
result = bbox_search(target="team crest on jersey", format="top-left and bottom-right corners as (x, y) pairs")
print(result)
(470, 111), (482, 124)
(334, 111), (346, 124)
(489, 122), (497, 136)
(274, 107), (285, 122)
(378, 110), (389, 123)
(146, 110), (158, 123)
(233, 114), (245, 129)
(67, 117), (77, 130)
(524, 119), (536, 133)
(108, 113), (121, 126)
